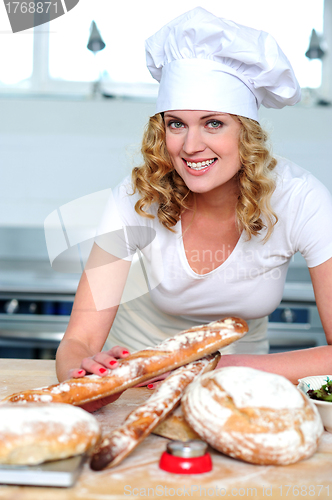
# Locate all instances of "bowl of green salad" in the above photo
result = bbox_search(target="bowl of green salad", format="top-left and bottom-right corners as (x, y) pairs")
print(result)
(298, 376), (332, 432)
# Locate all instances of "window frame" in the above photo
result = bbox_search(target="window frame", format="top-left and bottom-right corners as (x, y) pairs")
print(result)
(1, 0), (331, 102)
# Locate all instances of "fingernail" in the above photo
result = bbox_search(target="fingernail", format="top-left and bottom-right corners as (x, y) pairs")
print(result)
(147, 384), (154, 389)
(122, 350), (129, 355)
(109, 360), (117, 366)
(99, 368), (107, 374)
(77, 370), (84, 375)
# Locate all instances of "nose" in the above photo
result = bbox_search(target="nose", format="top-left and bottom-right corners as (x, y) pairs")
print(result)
(182, 127), (206, 155)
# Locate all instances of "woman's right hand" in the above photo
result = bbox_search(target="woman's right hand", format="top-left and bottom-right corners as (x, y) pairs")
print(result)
(67, 346), (131, 413)
(55, 244), (133, 412)
(68, 345), (131, 379)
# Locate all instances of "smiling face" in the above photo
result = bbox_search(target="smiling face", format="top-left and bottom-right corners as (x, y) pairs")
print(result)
(164, 110), (242, 197)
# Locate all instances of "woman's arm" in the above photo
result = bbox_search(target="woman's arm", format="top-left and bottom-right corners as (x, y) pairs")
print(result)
(309, 256), (332, 343)
(216, 346), (332, 384)
(217, 257), (332, 384)
(56, 243), (132, 383)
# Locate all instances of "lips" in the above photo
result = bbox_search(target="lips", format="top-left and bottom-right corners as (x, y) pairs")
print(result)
(183, 158), (217, 172)
(182, 158), (218, 176)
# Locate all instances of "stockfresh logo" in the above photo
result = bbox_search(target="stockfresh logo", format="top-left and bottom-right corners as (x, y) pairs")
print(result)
(4, 0), (79, 33)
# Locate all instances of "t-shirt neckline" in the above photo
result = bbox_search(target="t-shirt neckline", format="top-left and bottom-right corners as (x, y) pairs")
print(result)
(177, 218), (244, 278)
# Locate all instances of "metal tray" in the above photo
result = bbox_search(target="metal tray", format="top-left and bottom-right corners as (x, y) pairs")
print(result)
(0, 454), (86, 487)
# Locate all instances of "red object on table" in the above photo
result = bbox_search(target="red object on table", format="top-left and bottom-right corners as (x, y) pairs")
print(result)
(159, 440), (212, 474)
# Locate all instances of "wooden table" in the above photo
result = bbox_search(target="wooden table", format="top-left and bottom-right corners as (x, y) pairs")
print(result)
(0, 359), (331, 500)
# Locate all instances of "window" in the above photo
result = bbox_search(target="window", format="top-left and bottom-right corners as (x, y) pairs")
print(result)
(0, 0), (326, 96)
(0, 27), (33, 86)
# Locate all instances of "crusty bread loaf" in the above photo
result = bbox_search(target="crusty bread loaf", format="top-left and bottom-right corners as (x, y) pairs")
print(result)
(2, 317), (247, 407)
(153, 406), (200, 441)
(0, 404), (101, 465)
(90, 354), (219, 470)
(182, 366), (323, 465)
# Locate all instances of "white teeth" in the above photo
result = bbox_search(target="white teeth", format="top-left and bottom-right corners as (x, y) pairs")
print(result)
(186, 159), (215, 170)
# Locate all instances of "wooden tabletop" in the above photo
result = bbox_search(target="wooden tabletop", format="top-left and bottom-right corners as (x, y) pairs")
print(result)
(0, 359), (331, 500)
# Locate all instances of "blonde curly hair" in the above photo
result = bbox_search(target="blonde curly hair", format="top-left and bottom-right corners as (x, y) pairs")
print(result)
(132, 113), (278, 241)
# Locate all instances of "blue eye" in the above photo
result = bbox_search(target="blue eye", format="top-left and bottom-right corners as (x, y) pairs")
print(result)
(168, 121), (184, 129)
(207, 120), (223, 128)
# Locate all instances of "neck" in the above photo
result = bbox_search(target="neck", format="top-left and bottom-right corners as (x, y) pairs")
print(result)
(189, 179), (240, 221)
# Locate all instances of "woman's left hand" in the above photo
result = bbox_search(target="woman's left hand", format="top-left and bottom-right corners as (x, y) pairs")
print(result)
(135, 372), (171, 390)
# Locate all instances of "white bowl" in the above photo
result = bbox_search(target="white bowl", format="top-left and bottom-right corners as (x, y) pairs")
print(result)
(298, 375), (332, 433)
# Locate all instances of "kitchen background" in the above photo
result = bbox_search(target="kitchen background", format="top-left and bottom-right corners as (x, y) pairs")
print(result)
(0, 0), (331, 358)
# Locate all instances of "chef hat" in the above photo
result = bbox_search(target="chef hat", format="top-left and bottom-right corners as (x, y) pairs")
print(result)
(145, 7), (301, 121)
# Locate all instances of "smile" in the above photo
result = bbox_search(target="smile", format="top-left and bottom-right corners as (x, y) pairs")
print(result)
(185, 159), (216, 170)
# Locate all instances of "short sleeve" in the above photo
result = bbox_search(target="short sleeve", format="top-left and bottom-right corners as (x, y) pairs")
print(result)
(95, 177), (158, 261)
(290, 173), (332, 268)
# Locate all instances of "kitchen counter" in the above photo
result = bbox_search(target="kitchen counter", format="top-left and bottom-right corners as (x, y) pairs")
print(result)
(0, 259), (80, 294)
(0, 258), (316, 301)
(0, 359), (331, 499)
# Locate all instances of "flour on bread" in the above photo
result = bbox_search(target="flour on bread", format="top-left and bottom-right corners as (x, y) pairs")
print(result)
(0, 403), (101, 465)
(182, 367), (323, 465)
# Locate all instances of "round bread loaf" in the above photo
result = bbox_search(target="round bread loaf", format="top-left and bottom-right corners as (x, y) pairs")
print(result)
(182, 367), (323, 465)
(0, 404), (101, 465)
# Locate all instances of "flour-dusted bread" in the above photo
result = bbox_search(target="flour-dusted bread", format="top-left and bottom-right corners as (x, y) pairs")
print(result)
(90, 354), (219, 470)
(0, 404), (101, 465)
(182, 367), (323, 465)
(2, 317), (247, 407)
(153, 406), (200, 441)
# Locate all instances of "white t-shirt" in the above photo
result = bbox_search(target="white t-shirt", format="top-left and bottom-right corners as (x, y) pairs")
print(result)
(97, 157), (332, 353)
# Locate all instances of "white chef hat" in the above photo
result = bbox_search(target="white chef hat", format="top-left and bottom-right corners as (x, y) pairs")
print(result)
(145, 7), (301, 122)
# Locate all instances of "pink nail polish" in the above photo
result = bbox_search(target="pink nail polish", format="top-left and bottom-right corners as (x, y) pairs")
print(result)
(109, 360), (117, 366)
(99, 368), (107, 374)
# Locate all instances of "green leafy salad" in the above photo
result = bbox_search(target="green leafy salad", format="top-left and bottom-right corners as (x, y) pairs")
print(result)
(307, 377), (332, 402)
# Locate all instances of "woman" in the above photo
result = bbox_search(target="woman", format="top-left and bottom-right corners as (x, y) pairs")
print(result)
(56, 8), (332, 410)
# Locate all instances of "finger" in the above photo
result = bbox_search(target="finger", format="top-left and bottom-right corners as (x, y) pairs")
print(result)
(147, 381), (163, 390)
(68, 368), (86, 379)
(93, 351), (120, 369)
(81, 357), (110, 376)
(105, 346), (130, 359)
(135, 372), (171, 387)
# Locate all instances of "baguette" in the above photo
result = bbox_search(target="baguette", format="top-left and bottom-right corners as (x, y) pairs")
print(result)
(2, 317), (247, 407)
(90, 353), (220, 470)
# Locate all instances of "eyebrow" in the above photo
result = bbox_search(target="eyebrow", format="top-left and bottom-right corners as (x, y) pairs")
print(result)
(164, 112), (228, 120)
(163, 113), (182, 119)
(201, 113), (227, 119)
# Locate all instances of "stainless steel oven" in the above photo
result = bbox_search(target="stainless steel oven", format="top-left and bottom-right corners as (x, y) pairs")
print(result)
(1, 296), (326, 358)
(268, 301), (326, 353)
(0, 291), (74, 359)
(267, 265), (326, 352)
(0, 259), (327, 358)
